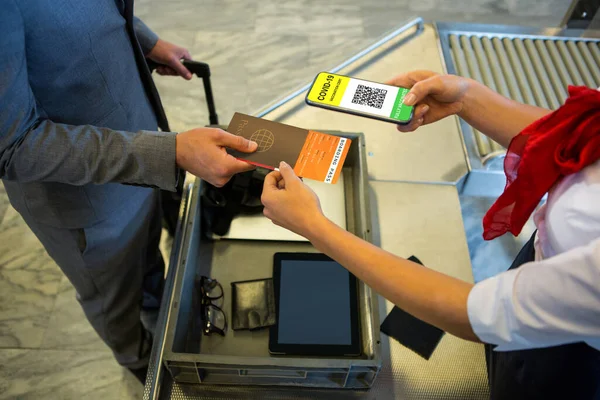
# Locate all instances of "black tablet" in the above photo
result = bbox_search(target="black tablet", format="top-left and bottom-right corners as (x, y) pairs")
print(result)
(270, 253), (361, 357)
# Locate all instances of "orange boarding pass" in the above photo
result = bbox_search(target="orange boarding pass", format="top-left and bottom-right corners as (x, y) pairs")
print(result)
(226, 113), (351, 184)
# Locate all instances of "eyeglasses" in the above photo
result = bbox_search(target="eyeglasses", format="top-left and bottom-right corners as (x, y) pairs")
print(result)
(196, 276), (227, 337)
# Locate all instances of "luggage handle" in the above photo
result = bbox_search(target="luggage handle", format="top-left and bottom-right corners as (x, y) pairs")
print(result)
(238, 369), (308, 379)
(148, 59), (219, 125)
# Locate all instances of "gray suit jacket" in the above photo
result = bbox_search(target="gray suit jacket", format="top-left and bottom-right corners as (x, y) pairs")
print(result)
(0, 0), (177, 228)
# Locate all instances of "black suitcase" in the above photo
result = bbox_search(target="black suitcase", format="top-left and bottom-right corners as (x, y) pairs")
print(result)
(149, 59), (219, 236)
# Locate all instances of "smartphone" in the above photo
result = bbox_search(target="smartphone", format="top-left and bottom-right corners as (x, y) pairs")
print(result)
(305, 72), (414, 125)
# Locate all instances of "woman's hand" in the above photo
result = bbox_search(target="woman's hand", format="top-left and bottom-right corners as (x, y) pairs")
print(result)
(261, 162), (325, 239)
(386, 70), (471, 132)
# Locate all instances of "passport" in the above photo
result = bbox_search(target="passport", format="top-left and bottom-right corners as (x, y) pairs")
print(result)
(226, 113), (351, 184)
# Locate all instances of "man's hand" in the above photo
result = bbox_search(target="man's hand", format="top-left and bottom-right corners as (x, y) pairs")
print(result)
(261, 162), (324, 239)
(147, 39), (192, 80)
(176, 128), (257, 187)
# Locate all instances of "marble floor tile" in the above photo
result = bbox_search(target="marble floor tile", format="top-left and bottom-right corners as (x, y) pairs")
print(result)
(137, 0), (258, 34)
(420, 11), (561, 29)
(41, 276), (105, 351)
(190, 30), (312, 85)
(0, 207), (62, 349)
(254, 1), (306, 36)
(244, 35), (313, 109)
(149, 28), (197, 52)
(187, 2), (258, 32)
(256, 1), (364, 37)
(189, 30), (315, 120)
(303, 4), (365, 37)
(0, 348), (124, 400)
(500, 0), (571, 18)
(361, 7), (423, 39)
(307, 0), (412, 5)
(135, 0), (224, 34)
(0, 183), (9, 224)
(308, 33), (374, 71)
(410, 0), (496, 14)
(120, 370), (145, 399)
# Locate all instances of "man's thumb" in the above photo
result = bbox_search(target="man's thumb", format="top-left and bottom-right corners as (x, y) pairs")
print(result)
(219, 131), (258, 153)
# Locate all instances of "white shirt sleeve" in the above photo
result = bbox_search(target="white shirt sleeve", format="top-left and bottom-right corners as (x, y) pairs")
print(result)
(467, 237), (600, 351)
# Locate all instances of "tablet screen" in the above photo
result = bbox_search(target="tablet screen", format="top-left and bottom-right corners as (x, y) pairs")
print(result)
(278, 260), (352, 345)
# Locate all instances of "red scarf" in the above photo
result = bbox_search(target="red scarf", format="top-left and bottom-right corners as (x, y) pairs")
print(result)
(483, 86), (600, 240)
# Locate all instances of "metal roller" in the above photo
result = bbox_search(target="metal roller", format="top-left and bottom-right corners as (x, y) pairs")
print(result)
(449, 35), (471, 82)
(513, 39), (549, 108)
(545, 40), (575, 100)
(459, 35), (494, 156)
(557, 40), (586, 86)
(523, 39), (560, 109)
(471, 37), (503, 152)
(488, 138), (503, 154)
(566, 41), (596, 87)
(577, 41), (600, 87)
(502, 38), (536, 105)
(480, 37), (508, 151)
(459, 36), (485, 88)
(439, 26), (600, 167)
(535, 40), (569, 104)
(588, 42), (600, 74)
(482, 37), (510, 98)
(450, 34), (492, 157)
(471, 36), (498, 92)
(532, 40), (566, 107)
(491, 38), (524, 103)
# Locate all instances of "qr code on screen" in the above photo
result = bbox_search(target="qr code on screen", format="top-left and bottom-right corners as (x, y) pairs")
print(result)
(351, 84), (387, 109)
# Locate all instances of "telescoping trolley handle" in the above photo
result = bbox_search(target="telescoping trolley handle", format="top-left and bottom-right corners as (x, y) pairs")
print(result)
(148, 59), (219, 126)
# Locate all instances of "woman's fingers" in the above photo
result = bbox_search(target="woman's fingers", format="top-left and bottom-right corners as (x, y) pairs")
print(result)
(415, 103), (429, 119)
(386, 70), (438, 88)
(396, 103), (429, 132)
(403, 75), (445, 106)
(397, 118), (424, 132)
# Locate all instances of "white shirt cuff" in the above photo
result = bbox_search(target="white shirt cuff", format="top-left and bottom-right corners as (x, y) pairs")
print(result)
(467, 268), (524, 351)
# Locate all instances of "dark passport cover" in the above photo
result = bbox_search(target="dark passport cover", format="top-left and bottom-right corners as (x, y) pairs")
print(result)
(226, 113), (351, 184)
(379, 256), (445, 360)
(227, 112), (308, 170)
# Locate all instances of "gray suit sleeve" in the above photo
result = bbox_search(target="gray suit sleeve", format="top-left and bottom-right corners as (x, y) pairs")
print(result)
(0, 1), (177, 191)
(134, 16), (159, 55)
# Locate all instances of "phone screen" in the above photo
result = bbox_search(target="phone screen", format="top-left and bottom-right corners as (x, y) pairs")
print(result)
(306, 72), (414, 124)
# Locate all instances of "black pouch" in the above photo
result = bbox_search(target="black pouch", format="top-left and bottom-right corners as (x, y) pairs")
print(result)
(231, 278), (276, 331)
(379, 256), (445, 360)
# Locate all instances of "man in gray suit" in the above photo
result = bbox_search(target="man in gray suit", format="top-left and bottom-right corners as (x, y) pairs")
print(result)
(0, 0), (256, 381)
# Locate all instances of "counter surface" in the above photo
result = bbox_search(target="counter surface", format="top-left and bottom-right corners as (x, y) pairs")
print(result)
(145, 20), (490, 400)
(368, 181), (488, 399)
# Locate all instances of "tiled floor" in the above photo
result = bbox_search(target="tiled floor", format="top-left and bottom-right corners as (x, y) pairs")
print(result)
(0, 1), (570, 399)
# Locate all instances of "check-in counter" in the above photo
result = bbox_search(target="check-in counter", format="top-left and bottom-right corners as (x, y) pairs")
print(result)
(145, 18), (600, 400)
